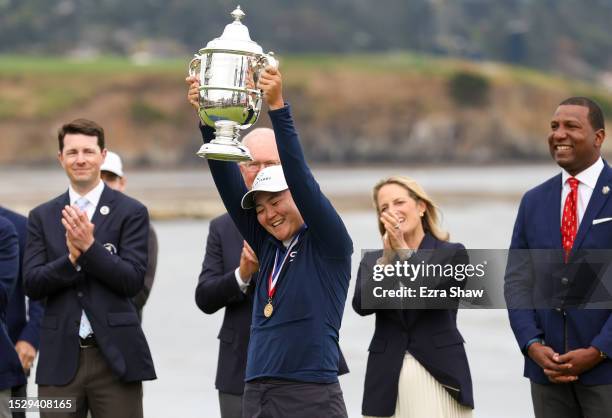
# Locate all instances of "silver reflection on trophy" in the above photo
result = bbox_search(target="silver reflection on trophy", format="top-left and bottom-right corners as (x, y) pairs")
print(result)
(188, 5), (278, 161)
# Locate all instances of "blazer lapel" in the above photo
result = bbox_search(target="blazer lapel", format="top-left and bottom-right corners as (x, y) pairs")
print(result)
(54, 191), (71, 238)
(91, 185), (115, 232)
(546, 174), (563, 250)
(572, 164), (612, 250)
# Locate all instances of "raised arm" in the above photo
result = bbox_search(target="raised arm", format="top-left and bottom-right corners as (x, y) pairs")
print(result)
(259, 68), (352, 258)
(198, 123), (266, 256)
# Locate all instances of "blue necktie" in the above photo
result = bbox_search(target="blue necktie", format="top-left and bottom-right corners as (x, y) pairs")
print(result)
(75, 197), (94, 338)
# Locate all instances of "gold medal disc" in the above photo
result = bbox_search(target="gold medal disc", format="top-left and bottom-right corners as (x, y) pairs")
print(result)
(263, 302), (274, 318)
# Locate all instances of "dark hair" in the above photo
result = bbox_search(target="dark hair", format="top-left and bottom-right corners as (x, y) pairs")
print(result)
(100, 171), (120, 182)
(58, 119), (105, 152)
(559, 97), (605, 131)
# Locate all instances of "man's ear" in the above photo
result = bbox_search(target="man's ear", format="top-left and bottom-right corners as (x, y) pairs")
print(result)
(594, 128), (606, 148)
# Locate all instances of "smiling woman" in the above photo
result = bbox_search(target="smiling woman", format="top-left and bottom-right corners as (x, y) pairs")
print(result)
(353, 176), (474, 418)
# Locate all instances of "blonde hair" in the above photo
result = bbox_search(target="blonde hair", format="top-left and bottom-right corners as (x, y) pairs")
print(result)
(372, 176), (449, 242)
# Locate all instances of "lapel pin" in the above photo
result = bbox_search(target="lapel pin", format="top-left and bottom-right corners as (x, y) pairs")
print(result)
(100, 205), (110, 215)
(603, 186), (610, 195)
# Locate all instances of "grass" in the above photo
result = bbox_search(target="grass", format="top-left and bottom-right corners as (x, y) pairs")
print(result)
(1, 53), (611, 120)
(0, 55), (185, 75)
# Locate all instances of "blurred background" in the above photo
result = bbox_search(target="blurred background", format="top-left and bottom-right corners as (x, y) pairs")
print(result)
(2, 0), (612, 417)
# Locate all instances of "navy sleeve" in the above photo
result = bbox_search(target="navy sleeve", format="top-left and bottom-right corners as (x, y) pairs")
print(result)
(0, 218), (19, 312)
(269, 105), (353, 259)
(195, 217), (248, 314)
(18, 298), (43, 349)
(199, 124), (266, 257)
(133, 224), (158, 310)
(504, 195), (543, 354)
(352, 254), (377, 316)
(23, 209), (82, 300)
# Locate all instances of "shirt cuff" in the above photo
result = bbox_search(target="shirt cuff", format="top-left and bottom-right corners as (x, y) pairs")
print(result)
(235, 268), (251, 294)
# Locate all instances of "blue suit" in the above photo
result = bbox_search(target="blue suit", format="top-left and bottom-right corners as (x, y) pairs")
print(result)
(23, 186), (156, 385)
(506, 163), (612, 384)
(0, 215), (26, 391)
(1, 207), (43, 353)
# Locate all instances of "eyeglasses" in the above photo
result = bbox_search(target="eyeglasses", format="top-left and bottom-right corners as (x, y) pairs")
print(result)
(241, 160), (281, 172)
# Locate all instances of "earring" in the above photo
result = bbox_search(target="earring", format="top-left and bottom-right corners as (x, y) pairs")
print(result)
(419, 212), (424, 217)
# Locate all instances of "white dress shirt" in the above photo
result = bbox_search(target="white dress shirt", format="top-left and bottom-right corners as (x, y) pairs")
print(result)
(68, 180), (105, 220)
(561, 157), (604, 227)
(68, 180), (105, 337)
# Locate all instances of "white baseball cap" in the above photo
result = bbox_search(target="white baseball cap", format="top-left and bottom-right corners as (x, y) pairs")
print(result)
(101, 151), (124, 177)
(241, 165), (288, 209)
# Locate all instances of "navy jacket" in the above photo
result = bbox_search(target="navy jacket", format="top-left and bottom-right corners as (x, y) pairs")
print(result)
(1, 207), (43, 350)
(0, 216), (26, 390)
(23, 185), (156, 385)
(204, 105), (353, 384)
(195, 212), (254, 395)
(195, 213), (351, 394)
(505, 163), (612, 385)
(353, 234), (474, 416)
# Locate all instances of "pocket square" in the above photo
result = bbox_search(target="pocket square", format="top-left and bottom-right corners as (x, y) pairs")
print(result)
(593, 217), (612, 225)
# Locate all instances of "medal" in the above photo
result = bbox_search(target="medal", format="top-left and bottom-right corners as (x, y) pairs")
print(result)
(264, 230), (303, 319)
(264, 301), (274, 318)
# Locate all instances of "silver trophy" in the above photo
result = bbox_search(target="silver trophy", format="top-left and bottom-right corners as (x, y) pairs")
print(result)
(189, 5), (278, 161)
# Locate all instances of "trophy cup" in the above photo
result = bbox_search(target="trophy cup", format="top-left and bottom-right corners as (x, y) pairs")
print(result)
(188, 5), (278, 161)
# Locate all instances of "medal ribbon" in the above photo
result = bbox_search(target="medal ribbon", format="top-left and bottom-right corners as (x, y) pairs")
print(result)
(267, 231), (302, 300)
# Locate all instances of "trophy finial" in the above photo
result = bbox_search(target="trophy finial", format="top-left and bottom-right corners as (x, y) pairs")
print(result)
(231, 6), (245, 22)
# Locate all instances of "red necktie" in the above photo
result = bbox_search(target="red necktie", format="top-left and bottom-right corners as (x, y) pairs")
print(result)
(561, 177), (579, 261)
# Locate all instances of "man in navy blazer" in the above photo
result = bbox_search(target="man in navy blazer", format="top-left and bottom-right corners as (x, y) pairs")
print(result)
(505, 97), (612, 417)
(1, 206), (44, 418)
(0, 216), (26, 418)
(23, 119), (156, 418)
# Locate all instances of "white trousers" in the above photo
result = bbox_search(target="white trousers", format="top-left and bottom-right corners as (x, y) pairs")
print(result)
(365, 353), (473, 418)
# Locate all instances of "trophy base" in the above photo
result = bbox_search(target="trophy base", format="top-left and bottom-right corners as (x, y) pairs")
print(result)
(197, 142), (252, 162)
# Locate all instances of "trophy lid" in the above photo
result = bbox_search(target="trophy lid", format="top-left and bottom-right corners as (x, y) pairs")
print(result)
(201, 6), (263, 54)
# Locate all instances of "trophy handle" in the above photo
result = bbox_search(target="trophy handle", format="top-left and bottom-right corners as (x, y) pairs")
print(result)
(252, 52), (279, 84)
(261, 52), (278, 70)
(188, 55), (201, 78)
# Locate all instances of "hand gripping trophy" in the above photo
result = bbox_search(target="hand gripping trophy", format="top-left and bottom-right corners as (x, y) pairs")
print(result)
(188, 5), (278, 161)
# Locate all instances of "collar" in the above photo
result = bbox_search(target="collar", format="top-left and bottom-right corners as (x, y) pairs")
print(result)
(561, 157), (604, 190)
(68, 180), (105, 207)
(269, 223), (308, 250)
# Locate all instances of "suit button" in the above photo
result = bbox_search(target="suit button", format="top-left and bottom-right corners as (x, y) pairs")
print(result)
(77, 291), (83, 297)
(561, 277), (569, 285)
